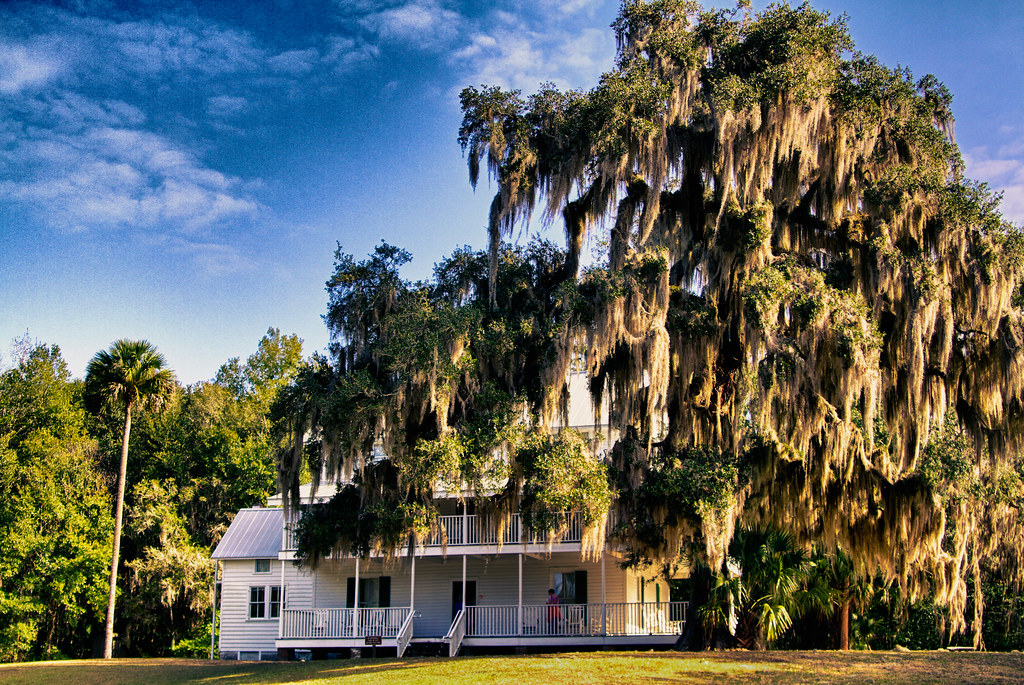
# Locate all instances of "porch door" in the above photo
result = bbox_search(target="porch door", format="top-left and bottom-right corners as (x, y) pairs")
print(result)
(554, 571), (587, 634)
(451, 580), (476, 620)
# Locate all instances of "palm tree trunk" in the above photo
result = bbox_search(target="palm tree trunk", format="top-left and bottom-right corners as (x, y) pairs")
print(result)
(838, 597), (851, 651)
(103, 402), (132, 659)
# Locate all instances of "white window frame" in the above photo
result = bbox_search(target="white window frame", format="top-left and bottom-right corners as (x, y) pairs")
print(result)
(249, 586), (266, 619)
(254, 559), (272, 574)
(249, 585), (285, 620)
(270, 585), (284, 618)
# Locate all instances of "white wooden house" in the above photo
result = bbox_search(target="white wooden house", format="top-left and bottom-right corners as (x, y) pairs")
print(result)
(211, 378), (687, 660)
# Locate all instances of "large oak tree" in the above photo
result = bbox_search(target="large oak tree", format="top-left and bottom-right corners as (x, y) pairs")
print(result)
(279, 1), (1024, 648)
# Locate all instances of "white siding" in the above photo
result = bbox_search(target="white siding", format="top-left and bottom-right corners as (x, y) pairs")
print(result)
(218, 558), (311, 655)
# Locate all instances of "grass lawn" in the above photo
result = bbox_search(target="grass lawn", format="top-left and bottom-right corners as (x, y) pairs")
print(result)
(1, 650), (1023, 684)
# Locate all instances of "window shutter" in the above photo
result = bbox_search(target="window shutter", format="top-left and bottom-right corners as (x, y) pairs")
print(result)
(346, 577), (356, 608)
(575, 571), (588, 604)
(378, 576), (391, 608)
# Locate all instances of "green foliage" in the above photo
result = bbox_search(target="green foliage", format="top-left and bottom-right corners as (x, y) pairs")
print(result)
(170, 621), (213, 659)
(742, 260), (881, 364)
(703, 2), (852, 108)
(920, 413), (980, 507)
(852, 587), (943, 650)
(642, 446), (744, 527)
(0, 343), (112, 661)
(667, 289), (717, 339)
(293, 482), (438, 560)
(519, 429), (612, 533)
(123, 480), (213, 656)
(978, 578), (1024, 651)
(614, 0), (704, 69)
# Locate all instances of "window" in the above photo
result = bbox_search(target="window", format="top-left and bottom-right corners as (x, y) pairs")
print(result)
(346, 577), (391, 608)
(249, 585), (284, 619)
(554, 571), (588, 604)
(249, 586), (266, 618)
(270, 586), (284, 618)
(254, 559), (271, 573)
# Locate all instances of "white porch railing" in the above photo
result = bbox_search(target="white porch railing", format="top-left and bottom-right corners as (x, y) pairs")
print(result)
(280, 607), (411, 639)
(445, 608), (467, 657)
(426, 512), (584, 547)
(396, 609), (416, 657)
(461, 602), (686, 638)
(283, 512), (590, 551)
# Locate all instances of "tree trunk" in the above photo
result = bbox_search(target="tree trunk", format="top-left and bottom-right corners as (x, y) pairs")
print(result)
(838, 597), (851, 651)
(675, 566), (712, 651)
(103, 402), (132, 659)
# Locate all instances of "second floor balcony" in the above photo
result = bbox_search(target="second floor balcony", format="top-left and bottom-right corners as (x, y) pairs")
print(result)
(283, 511), (589, 554)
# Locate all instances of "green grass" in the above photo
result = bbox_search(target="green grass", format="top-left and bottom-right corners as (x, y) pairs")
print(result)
(2, 651), (1023, 684)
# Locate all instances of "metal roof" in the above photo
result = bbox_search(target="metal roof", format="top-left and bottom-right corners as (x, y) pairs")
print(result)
(211, 507), (283, 559)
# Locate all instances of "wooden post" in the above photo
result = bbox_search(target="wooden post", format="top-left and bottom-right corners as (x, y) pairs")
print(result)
(601, 554), (607, 636)
(517, 553), (523, 636)
(209, 561), (218, 659)
(354, 558), (360, 638)
(410, 554), (416, 613)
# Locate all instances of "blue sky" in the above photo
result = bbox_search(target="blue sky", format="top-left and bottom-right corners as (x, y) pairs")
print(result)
(1, 0), (1022, 383)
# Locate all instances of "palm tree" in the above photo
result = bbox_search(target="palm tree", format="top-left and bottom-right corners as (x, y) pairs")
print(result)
(727, 526), (810, 649)
(807, 546), (873, 650)
(86, 340), (175, 659)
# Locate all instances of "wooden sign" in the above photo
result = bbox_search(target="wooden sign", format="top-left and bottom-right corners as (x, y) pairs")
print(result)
(364, 635), (383, 646)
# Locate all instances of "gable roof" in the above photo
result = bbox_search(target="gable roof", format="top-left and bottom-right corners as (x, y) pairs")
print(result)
(212, 507), (283, 559)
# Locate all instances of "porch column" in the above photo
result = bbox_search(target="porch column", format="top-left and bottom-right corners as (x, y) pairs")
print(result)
(517, 553), (523, 636)
(354, 557), (360, 638)
(278, 559), (286, 639)
(601, 554), (607, 635)
(461, 554), (467, 613)
(209, 560), (218, 658)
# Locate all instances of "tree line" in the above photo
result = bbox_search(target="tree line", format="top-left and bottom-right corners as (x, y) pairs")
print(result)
(0, 328), (301, 660)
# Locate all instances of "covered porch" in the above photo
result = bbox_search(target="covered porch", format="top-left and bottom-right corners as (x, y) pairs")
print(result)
(277, 606), (415, 656)
(275, 551), (684, 657)
(446, 601), (686, 655)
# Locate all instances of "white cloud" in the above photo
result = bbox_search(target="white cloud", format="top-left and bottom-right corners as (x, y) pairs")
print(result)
(0, 44), (60, 94)
(453, 19), (613, 93)
(0, 1), (383, 239)
(964, 139), (1024, 225)
(165, 236), (258, 276)
(207, 94), (249, 118)
(360, 0), (463, 48)
(268, 48), (319, 74)
(323, 35), (380, 72)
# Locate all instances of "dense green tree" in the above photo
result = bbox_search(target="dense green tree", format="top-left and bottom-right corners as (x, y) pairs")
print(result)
(456, 0), (1024, 644)
(85, 340), (176, 659)
(0, 343), (111, 661)
(696, 525), (818, 649)
(109, 329), (301, 655)
(277, 0), (1024, 648)
(123, 480), (213, 654)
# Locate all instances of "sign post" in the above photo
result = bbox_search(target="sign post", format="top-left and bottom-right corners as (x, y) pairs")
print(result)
(364, 634), (382, 658)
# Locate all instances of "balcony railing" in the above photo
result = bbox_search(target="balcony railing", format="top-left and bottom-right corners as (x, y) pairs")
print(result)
(280, 607), (411, 640)
(283, 512), (587, 551)
(462, 602), (686, 638)
(424, 512), (584, 547)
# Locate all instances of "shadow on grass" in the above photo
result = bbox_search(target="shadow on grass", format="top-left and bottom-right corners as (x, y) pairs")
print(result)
(0, 657), (448, 685)
(2, 651), (1024, 685)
